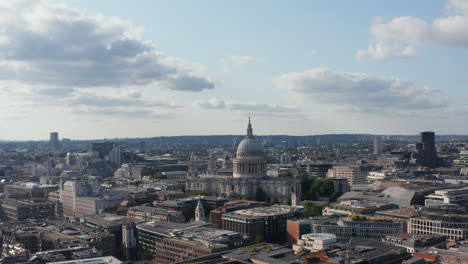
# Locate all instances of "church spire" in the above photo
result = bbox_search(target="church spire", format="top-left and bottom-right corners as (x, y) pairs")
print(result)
(246, 117), (253, 139)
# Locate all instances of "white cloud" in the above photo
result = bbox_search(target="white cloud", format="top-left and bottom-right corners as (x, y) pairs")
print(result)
(273, 68), (449, 113)
(228, 55), (258, 65)
(357, 0), (468, 60)
(446, 0), (468, 15)
(193, 97), (226, 109)
(194, 98), (301, 113)
(356, 42), (416, 61)
(0, 0), (214, 91)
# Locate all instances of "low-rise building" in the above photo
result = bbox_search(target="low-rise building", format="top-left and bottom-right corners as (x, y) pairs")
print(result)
(383, 234), (446, 253)
(292, 233), (337, 254)
(221, 205), (306, 243)
(286, 215), (341, 244)
(313, 216), (403, 241)
(155, 228), (247, 264)
(0, 198), (56, 221)
(323, 200), (398, 216)
(425, 186), (468, 206)
(127, 205), (184, 223)
(136, 221), (209, 258)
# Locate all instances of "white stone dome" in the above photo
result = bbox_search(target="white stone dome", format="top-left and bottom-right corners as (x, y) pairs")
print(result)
(236, 138), (264, 158)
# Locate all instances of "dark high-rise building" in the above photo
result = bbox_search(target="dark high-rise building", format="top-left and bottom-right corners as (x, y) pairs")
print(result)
(50, 132), (59, 146)
(421, 131), (437, 167)
(412, 131), (441, 168)
(89, 142), (116, 159)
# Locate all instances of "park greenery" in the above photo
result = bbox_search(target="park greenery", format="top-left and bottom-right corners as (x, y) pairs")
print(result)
(298, 170), (338, 201)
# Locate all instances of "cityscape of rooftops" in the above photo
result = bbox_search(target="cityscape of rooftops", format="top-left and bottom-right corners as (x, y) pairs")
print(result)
(2, 1), (468, 264)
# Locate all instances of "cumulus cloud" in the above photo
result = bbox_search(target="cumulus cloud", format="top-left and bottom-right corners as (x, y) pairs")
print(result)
(273, 68), (449, 113)
(356, 42), (416, 61)
(357, 0), (468, 60)
(0, 0), (214, 91)
(194, 98), (301, 113)
(193, 97), (226, 109)
(62, 90), (181, 118)
(228, 55), (258, 65)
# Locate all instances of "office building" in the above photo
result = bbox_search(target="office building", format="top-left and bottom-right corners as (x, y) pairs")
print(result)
(307, 164), (333, 178)
(154, 228), (246, 264)
(383, 234), (446, 253)
(136, 221), (209, 258)
(0, 198), (56, 221)
(323, 200), (398, 216)
(425, 186), (468, 206)
(454, 150), (468, 168)
(209, 200), (264, 228)
(126, 205), (184, 223)
(374, 137), (383, 155)
(327, 165), (367, 185)
(286, 216), (341, 244)
(221, 205), (306, 243)
(50, 132), (59, 147)
(411, 131), (442, 168)
(313, 216), (403, 241)
(409, 204), (468, 241)
(292, 233), (337, 254)
(58, 179), (127, 217)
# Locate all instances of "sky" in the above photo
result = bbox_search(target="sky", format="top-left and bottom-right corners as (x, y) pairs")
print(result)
(1, 0), (468, 140)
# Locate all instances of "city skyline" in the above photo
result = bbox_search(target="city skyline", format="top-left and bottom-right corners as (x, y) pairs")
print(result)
(1, 0), (468, 140)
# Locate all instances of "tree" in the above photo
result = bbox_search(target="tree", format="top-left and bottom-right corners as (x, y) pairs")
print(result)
(243, 195), (253, 200)
(270, 198), (279, 205)
(254, 187), (268, 202)
(303, 201), (323, 217)
(137, 247), (153, 260)
(281, 172), (294, 178)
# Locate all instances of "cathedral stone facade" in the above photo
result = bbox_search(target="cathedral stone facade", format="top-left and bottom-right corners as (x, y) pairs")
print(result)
(186, 120), (301, 205)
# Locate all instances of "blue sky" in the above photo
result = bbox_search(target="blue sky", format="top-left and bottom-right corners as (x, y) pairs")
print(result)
(0, 0), (467, 140)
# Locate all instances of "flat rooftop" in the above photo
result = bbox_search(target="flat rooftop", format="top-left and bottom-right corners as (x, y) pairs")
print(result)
(136, 221), (209, 237)
(226, 205), (300, 217)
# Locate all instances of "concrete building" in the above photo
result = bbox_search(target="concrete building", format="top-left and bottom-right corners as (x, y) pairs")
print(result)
(136, 221), (209, 258)
(286, 216), (341, 244)
(126, 205), (184, 223)
(383, 234), (446, 253)
(374, 137), (383, 155)
(425, 186), (468, 206)
(58, 179), (127, 217)
(307, 164), (333, 179)
(327, 165), (367, 185)
(50, 132), (59, 147)
(221, 205), (306, 243)
(367, 171), (392, 183)
(330, 177), (349, 195)
(0, 198), (56, 221)
(313, 217), (403, 241)
(293, 233), (337, 254)
(154, 228), (246, 264)
(209, 200), (264, 229)
(454, 150), (468, 168)
(154, 196), (228, 222)
(323, 200), (398, 216)
(409, 204), (468, 241)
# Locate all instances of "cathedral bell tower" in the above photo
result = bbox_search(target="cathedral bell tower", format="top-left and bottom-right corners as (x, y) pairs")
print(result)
(187, 152), (198, 177)
(195, 197), (205, 222)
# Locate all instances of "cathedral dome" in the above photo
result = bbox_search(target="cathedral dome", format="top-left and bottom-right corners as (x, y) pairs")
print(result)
(233, 118), (267, 179)
(237, 138), (263, 158)
(236, 118), (264, 159)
